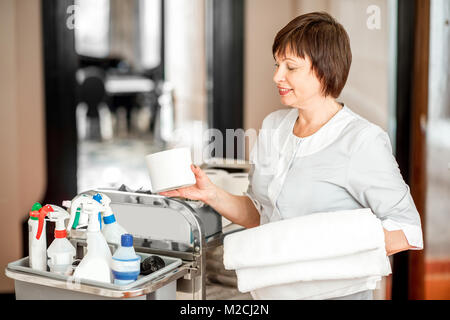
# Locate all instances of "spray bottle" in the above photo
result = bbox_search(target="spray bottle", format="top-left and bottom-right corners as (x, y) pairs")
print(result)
(67, 197), (112, 283)
(65, 194), (92, 231)
(46, 205), (76, 275)
(92, 193), (127, 247)
(28, 203), (53, 271)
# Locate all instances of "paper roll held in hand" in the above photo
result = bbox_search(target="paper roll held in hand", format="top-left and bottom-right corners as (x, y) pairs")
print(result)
(145, 147), (196, 193)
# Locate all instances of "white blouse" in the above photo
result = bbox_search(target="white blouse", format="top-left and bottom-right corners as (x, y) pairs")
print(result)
(245, 104), (423, 250)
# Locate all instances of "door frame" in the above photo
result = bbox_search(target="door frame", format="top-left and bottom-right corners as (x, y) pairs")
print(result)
(393, 0), (430, 300)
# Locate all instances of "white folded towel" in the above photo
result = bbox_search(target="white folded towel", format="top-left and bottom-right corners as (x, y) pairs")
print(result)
(223, 208), (392, 297)
(224, 208), (385, 270)
(251, 276), (382, 300)
(235, 246), (391, 292)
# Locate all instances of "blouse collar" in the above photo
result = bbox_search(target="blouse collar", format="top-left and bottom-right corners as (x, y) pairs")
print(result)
(277, 105), (354, 158)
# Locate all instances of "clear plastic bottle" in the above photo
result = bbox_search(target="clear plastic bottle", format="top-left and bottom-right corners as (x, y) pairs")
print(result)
(71, 200), (112, 283)
(74, 231), (112, 283)
(46, 206), (76, 274)
(111, 234), (141, 285)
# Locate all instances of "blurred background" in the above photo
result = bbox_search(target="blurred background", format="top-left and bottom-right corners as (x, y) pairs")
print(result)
(0, 0), (448, 300)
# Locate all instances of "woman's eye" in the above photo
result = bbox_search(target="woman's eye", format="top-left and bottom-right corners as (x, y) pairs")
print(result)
(274, 63), (280, 68)
(287, 66), (296, 71)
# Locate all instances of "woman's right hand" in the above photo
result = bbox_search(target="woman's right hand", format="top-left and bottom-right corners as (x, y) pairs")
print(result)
(158, 164), (217, 203)
(160, 164), (260, 228)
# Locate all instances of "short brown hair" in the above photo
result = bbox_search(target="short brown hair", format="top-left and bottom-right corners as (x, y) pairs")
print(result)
(272, 12), (352, 98)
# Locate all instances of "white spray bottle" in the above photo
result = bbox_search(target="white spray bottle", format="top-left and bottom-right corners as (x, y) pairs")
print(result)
(64, 194), (92, 231)
(92, 193), (127, 247)
(46, 205), (76, 275)
(28, 202), (52, 271)
(67, 198), (112, 283)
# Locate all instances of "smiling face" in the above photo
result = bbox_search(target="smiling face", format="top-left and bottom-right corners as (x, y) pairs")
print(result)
(273, 50), (325, 108)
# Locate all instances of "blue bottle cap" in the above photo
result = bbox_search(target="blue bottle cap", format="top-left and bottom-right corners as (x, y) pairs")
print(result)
(121, 234), (133, 247)
(93, 193), (102, 203)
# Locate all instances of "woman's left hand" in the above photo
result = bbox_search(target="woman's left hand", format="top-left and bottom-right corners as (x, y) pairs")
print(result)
(383, 229), (415, 256)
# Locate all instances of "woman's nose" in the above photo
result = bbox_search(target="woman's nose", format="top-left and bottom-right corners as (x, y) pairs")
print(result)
(273, 67), (285, 84)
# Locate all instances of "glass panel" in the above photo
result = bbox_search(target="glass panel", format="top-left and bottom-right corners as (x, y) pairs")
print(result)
(74, 0), (110, 57)
(426, 0), (450, 260)
(139, 0), (162, 69)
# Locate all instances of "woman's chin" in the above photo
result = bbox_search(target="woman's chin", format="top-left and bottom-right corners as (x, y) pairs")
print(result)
(279, 96), (297, 106)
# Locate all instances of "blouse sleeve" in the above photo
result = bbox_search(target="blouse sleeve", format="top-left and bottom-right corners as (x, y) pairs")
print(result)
(243, 110), (286, 225)
(244, 141), (270, 225)
(244, 163), (263, 216)
(345, 127), (423, 249)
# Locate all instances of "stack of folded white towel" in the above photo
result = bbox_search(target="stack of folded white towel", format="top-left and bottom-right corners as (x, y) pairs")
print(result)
(223, 208), (392, 300)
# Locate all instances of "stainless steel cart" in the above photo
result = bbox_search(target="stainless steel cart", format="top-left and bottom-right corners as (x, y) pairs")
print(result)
(6, 189), (241, 300)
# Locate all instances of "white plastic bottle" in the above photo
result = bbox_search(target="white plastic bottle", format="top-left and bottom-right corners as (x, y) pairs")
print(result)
(102, 210), (127, 247)
(93, 193), (127, 246)
(28, 203), (50, 271)
(46, 206), (76, 274)
(69, 199), (112, 283)
(111, 234), (141, 285)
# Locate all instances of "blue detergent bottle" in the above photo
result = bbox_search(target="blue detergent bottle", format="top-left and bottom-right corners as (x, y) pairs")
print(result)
(111, 234), (141, 285)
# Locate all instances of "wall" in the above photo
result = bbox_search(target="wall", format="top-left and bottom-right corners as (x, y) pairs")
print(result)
(243, 0), (297, 135)
(322, 0), (391, 130)
(0, 0), (46, 292)
(243, 0), (392, 138)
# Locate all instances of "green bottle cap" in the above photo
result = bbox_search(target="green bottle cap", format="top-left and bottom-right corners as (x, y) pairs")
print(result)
(31, 202), (42, 211)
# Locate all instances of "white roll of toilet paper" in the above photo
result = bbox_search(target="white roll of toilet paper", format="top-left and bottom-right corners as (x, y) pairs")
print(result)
(222, 173), (249, 196)
(145, 147), (196, 193)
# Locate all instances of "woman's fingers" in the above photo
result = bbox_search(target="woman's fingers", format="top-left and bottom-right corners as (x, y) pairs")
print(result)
(191, 164), (209, 182)
(191, 164), (202, 177)
(159, 187), (202, 201)
(159, 190), (180, 197)
(159, 165), (209, 201)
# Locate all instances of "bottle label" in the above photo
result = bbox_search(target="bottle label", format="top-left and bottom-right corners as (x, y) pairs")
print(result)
(112, 256), (140, 262)
(112, 270), (140, 281)
(103, 215), (116, 225)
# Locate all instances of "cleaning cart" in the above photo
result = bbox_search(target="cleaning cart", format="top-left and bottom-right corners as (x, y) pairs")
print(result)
(5, 188), (237, 300)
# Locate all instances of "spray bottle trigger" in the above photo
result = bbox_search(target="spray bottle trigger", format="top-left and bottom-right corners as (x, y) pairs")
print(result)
(72, 207), (81, 229)
(36, 205), (53, 240)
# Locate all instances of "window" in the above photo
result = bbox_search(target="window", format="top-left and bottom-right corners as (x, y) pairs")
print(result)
(74, 0), (110, 57)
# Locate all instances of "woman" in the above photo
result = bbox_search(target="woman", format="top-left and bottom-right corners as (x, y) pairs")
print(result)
(160, 12), (423, 300)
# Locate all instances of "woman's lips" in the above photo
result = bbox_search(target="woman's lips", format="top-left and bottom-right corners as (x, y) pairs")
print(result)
(278, 87), (292, 96)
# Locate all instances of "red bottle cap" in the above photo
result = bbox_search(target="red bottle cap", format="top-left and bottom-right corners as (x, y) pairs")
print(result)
(54, 229), (67, 239)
